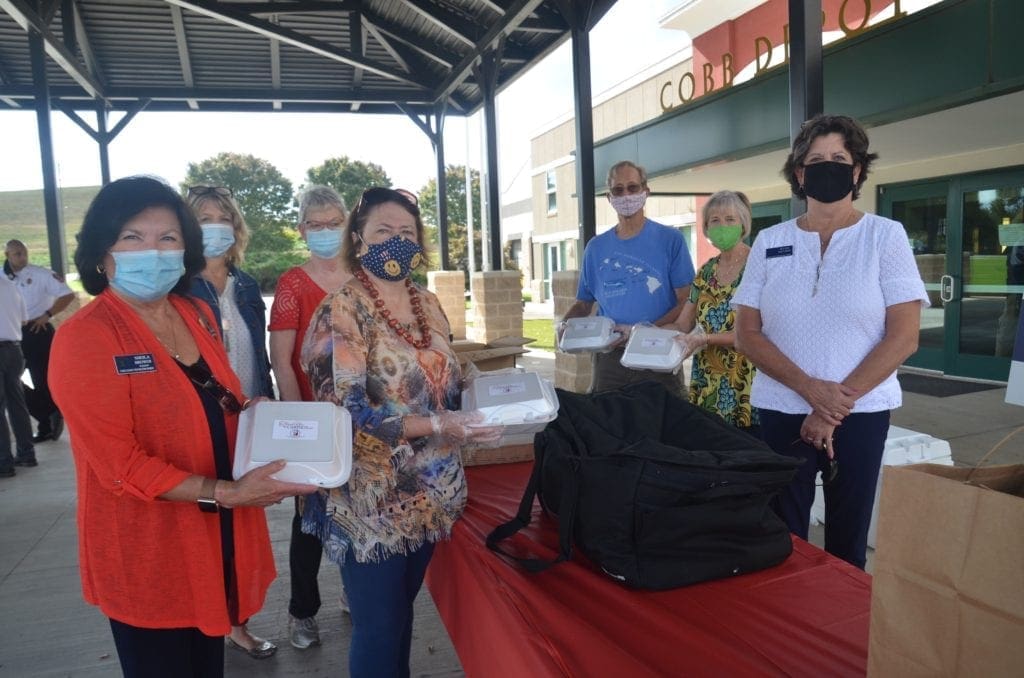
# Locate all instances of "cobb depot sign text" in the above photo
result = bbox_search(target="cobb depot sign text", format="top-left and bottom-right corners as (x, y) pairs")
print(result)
(660, 0), (905, 111)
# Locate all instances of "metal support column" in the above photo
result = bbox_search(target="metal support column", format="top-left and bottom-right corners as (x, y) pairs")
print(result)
(96, 100), (110, 185)
(28, 26), (67, 275)
(432, 103), (449, 271)
(788, 0), (823, 218)
(474, 43), (504, 271)
(557, 0), (598, 246)
(399, 103), (450, 270)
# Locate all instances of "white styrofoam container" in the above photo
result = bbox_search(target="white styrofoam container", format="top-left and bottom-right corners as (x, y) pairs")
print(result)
(559, 316), (618, 353)
(233, 400), (352, 487)
(811, 425), (953, 548)
(462, 371), (559, 444)
(619, 326), (683, 373)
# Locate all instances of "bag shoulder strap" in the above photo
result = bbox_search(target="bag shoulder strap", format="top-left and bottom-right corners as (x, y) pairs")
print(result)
(486, 430), (580, 572)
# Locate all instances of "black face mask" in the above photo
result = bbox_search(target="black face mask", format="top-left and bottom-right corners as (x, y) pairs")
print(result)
(801, 161), (855, 203)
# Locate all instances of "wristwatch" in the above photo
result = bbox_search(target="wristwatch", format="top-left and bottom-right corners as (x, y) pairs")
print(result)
(197, 477), (219, 513)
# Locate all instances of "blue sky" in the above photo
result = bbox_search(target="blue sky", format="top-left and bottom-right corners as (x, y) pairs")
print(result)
(0, 0), (684, 199)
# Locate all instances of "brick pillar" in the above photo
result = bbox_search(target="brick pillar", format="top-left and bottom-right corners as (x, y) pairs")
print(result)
(552, 270), (592, 393)
(428, 270), (467, 340)
(469, 271), (523, 344)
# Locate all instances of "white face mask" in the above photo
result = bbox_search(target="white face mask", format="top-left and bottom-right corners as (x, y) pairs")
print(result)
(609, 192), (647, 217)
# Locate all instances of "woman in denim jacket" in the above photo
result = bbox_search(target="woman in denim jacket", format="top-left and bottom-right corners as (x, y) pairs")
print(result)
(186, 185), (277, 658)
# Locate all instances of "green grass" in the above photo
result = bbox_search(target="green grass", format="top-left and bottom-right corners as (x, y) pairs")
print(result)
(524, 318), (555, 352)
(0, 186), (100, 271)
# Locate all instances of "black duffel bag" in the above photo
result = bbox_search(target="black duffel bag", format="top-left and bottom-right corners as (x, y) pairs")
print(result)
(486, 381), (802, 590)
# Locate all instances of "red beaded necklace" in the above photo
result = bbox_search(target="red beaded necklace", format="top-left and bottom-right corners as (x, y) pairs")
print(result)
(353, 267), (432, 349)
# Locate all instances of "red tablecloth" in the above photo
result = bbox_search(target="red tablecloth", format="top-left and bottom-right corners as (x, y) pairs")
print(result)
(426, 462), (871, 678)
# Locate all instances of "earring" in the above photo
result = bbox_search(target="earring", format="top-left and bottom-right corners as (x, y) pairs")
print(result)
(96, 264), (105, 274)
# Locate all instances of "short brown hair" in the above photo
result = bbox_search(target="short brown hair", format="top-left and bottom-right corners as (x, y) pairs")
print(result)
(606, 160), (648, 190)
(782, 114), (878, 200)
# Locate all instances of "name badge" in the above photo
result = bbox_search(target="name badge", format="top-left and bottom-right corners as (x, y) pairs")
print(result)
(766, 245), (794, 259)
(114, 353), (157, 375)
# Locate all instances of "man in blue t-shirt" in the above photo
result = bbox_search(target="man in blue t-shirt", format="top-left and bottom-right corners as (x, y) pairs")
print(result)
(562, 161), (695, 395)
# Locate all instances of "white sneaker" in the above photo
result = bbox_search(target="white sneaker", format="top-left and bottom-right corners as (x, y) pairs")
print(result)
(288, 615), (320, 649)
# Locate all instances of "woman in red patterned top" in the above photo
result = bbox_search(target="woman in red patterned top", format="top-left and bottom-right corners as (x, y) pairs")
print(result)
(268, 184), (350, 649)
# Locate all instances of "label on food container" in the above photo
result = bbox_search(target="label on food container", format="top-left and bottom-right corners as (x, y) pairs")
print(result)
(640, 337), (668, 348)
(488, 382), (527, 397)
(272, 419), (319, 440)
(574, 320), (597, 330)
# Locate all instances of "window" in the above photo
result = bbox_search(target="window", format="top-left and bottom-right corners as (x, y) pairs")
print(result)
(546, 171), (557, 214)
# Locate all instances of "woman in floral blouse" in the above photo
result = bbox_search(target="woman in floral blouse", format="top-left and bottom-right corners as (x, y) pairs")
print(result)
(300, 187), (499, 677)
(672, 190), (758, 434)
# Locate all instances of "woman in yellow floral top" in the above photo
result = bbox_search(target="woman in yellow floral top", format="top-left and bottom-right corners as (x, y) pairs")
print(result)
(299, 187), (500, 677)
(673, 191), (759, 434)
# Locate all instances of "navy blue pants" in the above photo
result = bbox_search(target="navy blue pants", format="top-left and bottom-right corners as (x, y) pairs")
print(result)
(340, 542), (435, 678)
(108, 618), (224, 678)
(759, 409), (890, 570)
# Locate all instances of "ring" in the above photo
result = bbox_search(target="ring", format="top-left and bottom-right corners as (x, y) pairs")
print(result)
(821, 439), (829, 449)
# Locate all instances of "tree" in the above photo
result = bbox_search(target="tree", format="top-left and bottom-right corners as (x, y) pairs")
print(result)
(418, 165), (482, 277)
(304, 156), (392, 213)
(182, 152), (303, 290)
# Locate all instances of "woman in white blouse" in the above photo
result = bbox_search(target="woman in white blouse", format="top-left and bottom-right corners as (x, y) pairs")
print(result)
(732, 114), (928, 570)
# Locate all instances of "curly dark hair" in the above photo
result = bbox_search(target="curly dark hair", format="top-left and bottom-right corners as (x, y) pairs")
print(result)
(782, 114), (878, 200)
(75, 176), (205, 296)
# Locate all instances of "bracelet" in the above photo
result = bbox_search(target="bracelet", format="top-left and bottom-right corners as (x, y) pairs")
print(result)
(430, 413), (442, 436)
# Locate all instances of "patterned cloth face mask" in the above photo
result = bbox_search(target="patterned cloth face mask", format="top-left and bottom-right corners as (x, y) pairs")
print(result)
(201, 223), (235, 258)
(359, 234), (423, 281)
(609, 192), (647, 217)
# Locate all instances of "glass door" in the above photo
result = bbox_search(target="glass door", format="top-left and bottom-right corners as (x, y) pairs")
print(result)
(879, 181), (949, 372)
(750, 199), (791, 242)
(950, 171), (1024, 380)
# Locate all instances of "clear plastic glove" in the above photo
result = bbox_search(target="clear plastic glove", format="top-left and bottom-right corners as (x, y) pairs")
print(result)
(430, 410), (505, 445)
(674, 324), (707, 360)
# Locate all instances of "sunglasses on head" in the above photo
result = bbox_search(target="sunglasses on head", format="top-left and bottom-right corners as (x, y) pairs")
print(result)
(188, 185), (233, 199)
(356, 187), (419, 213)
(181, 359), (244, 414)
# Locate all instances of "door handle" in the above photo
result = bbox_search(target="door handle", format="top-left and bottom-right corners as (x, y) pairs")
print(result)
(940, 274), (955, 303)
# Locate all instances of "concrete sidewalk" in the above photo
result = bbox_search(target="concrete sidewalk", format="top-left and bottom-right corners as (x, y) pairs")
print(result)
(1, 361), (1021, 676)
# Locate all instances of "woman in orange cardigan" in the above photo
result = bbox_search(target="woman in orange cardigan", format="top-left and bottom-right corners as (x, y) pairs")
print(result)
(50, 176), (316, 678)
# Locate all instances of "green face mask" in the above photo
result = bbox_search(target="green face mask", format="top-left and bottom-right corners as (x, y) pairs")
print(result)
(707, 224), (743, 251)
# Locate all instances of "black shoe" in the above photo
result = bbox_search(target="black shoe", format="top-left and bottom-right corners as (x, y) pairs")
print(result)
(0, 468), (15, 478)
(49, 413), (64, 441)
(14, 458), (38, 467)
(32, 432), (50, 444)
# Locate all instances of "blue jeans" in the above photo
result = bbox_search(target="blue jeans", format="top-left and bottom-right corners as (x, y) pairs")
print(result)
(340, 542), (436, 678)
(759, 409), (889, 570)
(0, 341), (34, 469)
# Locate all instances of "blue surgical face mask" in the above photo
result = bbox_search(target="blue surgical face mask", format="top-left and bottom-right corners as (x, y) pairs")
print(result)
(201, 223), (235, 258)
(109, 249), (186, 302)
(358, 234), (423, 281)
(306, 228), (342, 259)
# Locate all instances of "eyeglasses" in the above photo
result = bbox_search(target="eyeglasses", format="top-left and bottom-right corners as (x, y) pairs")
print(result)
(609, 183), (645, 197)
(355, 187), (420, 214)
(301, 219), (345, 232)
(188, 185), (233, 199)
(181, 359), (244, 414)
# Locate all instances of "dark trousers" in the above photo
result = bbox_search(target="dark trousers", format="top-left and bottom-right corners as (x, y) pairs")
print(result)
(21, 323), (58, 432)
(289, 499), (323, 619)
(759, 409), (890, 570)
(1, 342), (34, 469)
(591, 348), (684, 398)
(340, 542), (435, 678)
(108, 618), (224, 678)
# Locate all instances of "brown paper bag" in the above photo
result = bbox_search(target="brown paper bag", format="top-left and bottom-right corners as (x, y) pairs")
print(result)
(868, 463), (1024, 677)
